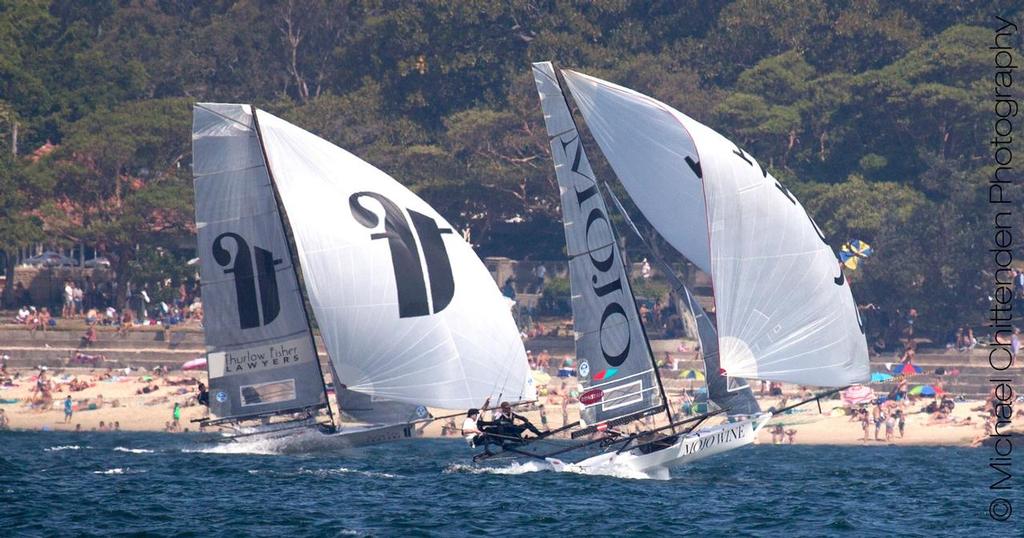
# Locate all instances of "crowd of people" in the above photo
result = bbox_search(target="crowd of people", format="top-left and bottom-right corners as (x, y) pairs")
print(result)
(6, 278), (205, 330)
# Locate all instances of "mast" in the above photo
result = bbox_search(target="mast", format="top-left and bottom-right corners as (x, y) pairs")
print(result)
(249, 105), (334, 425)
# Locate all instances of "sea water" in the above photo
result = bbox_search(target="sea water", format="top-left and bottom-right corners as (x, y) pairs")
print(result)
(0, 432), (1013, 536)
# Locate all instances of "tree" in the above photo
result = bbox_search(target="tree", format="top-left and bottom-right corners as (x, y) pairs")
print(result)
(36, 98), (193, 308)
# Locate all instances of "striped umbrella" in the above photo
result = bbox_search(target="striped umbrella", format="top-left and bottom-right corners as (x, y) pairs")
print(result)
(909, 384), (942, 397)
(679, 369), (705, 380)
(891, 363), (923, 376)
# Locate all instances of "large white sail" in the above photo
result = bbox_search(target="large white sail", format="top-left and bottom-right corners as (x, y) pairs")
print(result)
(251, 108), (532, 410)
(192, 103), (327, 419)
(562, 70), (869, 387)
(532, 62), (664, 427)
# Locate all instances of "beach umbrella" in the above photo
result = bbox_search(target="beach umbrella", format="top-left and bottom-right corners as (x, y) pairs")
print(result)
(909, 384), (942, 397)
(839, 239), (873, 270)
(890, 363), (923, 376)
(842, 384), (876, 405)
(679, 369), (705, 380)
(182, 357), (207, 371)
(871, 372), (894, 382)
(870, 372), (894, 383)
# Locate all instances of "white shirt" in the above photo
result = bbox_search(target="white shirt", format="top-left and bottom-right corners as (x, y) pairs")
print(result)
(462, 417), (480, 443)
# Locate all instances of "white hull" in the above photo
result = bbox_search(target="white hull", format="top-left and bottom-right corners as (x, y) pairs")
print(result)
(219, 422), (422, 454)
(551, 413), (771, 479)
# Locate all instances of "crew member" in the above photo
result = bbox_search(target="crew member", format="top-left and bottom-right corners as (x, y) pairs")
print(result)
(462, 408), (484, 447)
(478, 401), (544, 446)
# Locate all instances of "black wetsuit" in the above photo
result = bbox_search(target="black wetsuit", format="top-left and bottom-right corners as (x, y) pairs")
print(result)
(478, 412), (542, 447)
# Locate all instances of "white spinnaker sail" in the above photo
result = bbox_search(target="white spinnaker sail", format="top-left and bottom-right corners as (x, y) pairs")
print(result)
(562, 70), (869, 387)
(252, 109), (532, 409)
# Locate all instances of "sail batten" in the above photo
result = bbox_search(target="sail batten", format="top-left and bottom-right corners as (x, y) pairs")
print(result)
(560, 70), (869, 387)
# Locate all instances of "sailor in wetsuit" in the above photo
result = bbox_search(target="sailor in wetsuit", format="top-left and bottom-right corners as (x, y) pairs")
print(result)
(477, 401), (544, 448)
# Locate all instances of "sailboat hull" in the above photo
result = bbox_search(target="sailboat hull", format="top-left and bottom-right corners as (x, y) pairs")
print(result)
(554, 413), (771, 479)
(275, 423), (422, 453)
(217, 422), (423, 454)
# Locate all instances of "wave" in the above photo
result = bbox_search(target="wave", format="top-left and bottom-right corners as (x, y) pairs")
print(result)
(181, 438), (284, 455)
(444, 460), (553, 476)
(444, 459), (666, 480)
(113, 447), (155, 454)
(247, 467), (398, 479)
(45, 445), (85, 452)
(92, 467), (146, 475)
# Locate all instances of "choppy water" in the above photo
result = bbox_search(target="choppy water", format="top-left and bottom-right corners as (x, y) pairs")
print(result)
(0, 432), (1014, 536)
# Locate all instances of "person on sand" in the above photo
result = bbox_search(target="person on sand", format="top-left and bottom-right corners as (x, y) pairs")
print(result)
(859, 409), (870, 441)
(172, 402), (181, 431)
(64, 395), (73, 423)
(872, 404), (884, 441)
(785, 428), (797, 444)
(114, 421), (120, 431)
(0, 409), (9, 430)
(885, 412), (896, 441)
(895, 409), (906, 438)
(196, 382), (209, 407)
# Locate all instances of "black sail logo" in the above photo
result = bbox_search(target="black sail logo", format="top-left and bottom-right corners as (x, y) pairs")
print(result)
(561, 134), (631, 367)
(349, 192), (455, 318)
(213, 232), (282, 329)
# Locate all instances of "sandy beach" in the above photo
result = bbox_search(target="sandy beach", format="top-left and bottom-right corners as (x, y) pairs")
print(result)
(0, 365), (1006, 447)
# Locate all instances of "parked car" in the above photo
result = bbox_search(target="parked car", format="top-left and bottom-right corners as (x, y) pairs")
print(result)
(83, 256), (112, 268)
(22, 251), (79, 267)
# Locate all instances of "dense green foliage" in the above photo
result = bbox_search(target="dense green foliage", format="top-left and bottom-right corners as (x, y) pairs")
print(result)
(0, 1), (1020, 336)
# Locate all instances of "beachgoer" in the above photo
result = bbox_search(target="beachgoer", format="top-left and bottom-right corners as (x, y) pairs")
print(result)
(64, 395), (73, 423)
(785, 428), (797, 444)
(172, 402), (181, 430)
(197, 382), (209, 407)
(885, 413), (896, 441)
(895, 410), (906, 438)
(859, 409), (870, 441)
(114, 421), (121, 431)
(0, 409), (8, 430)
(873, 404), (884, 441)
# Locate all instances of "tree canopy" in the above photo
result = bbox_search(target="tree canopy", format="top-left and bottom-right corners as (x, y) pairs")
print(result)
(0, 0), (1019, 336)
